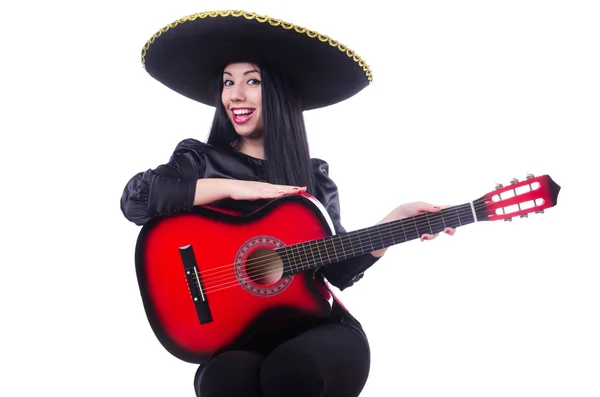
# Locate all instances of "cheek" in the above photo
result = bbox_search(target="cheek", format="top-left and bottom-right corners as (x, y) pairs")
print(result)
(221, 96), (232, 118)
(252, 90), (262, 114)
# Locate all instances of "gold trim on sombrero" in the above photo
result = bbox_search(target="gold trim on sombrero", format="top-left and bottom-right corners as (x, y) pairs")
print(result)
(141, 10), (373, 83)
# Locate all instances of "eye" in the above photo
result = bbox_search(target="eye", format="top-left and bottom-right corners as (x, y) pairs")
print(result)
(223, 79), (233, 87)
(248, 78), (261, 85)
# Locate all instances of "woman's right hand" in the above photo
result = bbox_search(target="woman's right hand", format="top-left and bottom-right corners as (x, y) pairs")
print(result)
(228, 180), (307, 201)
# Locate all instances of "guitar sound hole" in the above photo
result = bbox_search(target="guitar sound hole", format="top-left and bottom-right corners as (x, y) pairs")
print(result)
(246, 247), (283, 286)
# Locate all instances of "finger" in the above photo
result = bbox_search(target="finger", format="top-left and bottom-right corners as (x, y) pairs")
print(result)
(276, 186), (306, 197)
(290, 186), (307, 194)
(444, 227), (456, 236)
(275, 184), (306, 190)
(283, 187), (306, 194)
(418, 203), (443, 213)
(431, 204), (454, 211)
(420, 233), (439, 241)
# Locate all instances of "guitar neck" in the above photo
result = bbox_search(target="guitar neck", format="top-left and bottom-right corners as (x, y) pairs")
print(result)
(277, 173), (560, 275)
(278, 200), (482, 274)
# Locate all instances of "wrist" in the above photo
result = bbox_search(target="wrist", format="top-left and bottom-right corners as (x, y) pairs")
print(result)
(220, 178), (236, 199)
(194, 178), (235, 205)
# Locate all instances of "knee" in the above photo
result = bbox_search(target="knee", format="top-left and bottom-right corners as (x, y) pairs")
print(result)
(194, 350), (264, 397)
(260, 351), (324, 397)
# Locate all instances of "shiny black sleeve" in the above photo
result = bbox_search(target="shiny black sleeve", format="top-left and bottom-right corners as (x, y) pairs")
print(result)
(312, 159), (380, 290)
(120, 139), (207, 226)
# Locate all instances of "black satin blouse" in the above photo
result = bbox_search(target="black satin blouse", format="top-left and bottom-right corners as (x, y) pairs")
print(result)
(120, 138), (379, 290)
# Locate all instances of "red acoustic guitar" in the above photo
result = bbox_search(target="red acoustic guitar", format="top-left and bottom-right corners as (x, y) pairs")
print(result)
(134, 174), (560, 363)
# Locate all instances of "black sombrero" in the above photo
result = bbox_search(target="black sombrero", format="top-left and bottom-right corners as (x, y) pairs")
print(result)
(141, 10), (373, 110)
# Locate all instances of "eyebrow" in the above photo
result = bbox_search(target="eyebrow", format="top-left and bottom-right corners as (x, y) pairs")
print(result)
(223, 69), (260, 76)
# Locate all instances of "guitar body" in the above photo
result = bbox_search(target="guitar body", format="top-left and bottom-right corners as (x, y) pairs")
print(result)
(135, 194), (335, 364)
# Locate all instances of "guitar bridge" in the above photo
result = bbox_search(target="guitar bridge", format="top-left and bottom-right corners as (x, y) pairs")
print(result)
(179, 245), (213, 324)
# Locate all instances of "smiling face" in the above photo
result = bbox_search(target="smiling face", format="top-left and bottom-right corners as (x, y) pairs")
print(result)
(221, 62), (263, 139)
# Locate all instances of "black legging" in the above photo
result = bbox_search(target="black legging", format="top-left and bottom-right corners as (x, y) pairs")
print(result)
(194, 309), (370, 397)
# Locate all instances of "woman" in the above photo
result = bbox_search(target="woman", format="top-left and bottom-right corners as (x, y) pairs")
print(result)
(121, 10), (455, 397)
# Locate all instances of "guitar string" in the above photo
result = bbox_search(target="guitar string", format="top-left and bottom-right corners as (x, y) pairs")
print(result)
(213, 185), (544, 281)
(197, 199), (513, 294)
(161, 188), (542, 295)
(199, 195), (541, 294)
(192, 197), (499, 285)
(195, 198), (491, 280)
(200, 211), (466, 294)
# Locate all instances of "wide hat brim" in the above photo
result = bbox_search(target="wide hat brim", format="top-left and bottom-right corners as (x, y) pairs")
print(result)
(141, 10), (373, 110)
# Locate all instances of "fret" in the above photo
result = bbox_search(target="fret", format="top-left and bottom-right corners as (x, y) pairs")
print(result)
(330, 230), (372, 263)
(300, 241), (310, 270)
(288, 246), (298, 273)
(292, 245), (302, 272)
(339, 233), (356, 262)
(308, 240), (318, 267)
(412, 217), (419, 237)
(337, 236), (343, 262)
(296, 244), (307, 270)
(367, 226), (384, 252)
(458, 203), (475, 225)
(297, 242), (307, 271)
(401, 218), (420, 241)
(353, 231), (366, 255)
(328, 236), (338, 263)
(425, 213), (433, 234)
(366, 227), (375, 252)
(454, 206), (462, 227)
(336, 235), (346, 261)
(399, 220), (407, 242)
(439, 208), (447, 228)
(382, 223), (392, 246)
(377, 225), (385, 250)
(314, 239), (325, 267)
(416, 213), (432, 237)
(347, 233), (356, 257)
(288, 245), (296, 273)
(304, 242), (313, 269)
(380, 222), (398, 247)
(320, 238), (331, 264)
(428, 212), (445, 234)
(443, 207), (460, 229)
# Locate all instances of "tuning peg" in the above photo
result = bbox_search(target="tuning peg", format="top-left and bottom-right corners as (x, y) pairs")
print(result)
(526, 173), (535, 179)
(535, 209), (545, 214)
(495, 183), (503, 190)
(504, 218), (513, 222)
(510, 178), (519, 184)
(520, 214), (528, 218)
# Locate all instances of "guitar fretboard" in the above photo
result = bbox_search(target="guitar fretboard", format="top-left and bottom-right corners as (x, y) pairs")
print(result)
(277, 201), (481, 274)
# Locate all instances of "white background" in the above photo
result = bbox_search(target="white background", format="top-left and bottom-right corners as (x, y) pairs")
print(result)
(1, 0), (599, 396)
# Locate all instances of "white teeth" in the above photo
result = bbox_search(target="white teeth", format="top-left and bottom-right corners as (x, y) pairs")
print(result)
(233, 109), (253, 115)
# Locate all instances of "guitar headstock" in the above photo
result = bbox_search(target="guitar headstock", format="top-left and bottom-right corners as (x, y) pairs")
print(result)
(475, 174), (561, 222)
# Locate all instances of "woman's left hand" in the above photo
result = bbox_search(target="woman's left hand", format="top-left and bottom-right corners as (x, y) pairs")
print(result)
(371, 201), (456, 257)
(388, 201), (456, 240)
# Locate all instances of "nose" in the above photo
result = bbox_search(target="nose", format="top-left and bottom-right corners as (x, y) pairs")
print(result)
(229, 83), (246, 102)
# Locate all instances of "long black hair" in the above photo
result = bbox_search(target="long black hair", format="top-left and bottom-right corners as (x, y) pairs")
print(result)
(206, 64), (317, 195)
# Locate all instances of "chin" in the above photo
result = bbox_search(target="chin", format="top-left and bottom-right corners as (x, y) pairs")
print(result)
(235, 127), (262, 139)
(234, 129), (255, 137)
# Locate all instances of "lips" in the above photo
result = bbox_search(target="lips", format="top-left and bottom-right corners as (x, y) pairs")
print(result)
(231, 108), (255, 125)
